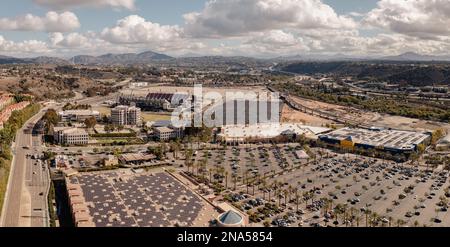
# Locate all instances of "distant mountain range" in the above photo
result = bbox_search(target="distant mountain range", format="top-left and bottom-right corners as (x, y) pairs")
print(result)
(275, 52), (450, 62)
(381, 52), (450, 62)
(70, 51), (174, 65)
(278, 60), (450, 86)
(1, 51), (450, 65)
(0, 55), (70, 65)
(0, 51), (174, 65)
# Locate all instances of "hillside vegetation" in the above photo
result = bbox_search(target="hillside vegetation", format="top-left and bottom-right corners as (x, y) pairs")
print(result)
(279, 62), (450, 86)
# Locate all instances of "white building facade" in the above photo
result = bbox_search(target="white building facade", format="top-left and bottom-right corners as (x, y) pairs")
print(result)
(54, 127), (89, 145)
(111, 105), (141, 126)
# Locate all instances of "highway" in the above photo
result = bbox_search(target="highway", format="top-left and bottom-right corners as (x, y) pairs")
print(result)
(0, 80), (131, 227)
(0, 106), (50, 227)
(0, 86), (133, 227)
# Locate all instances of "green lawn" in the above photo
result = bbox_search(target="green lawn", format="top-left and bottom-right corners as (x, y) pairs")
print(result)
(142, 112), (172, 122)
(92, 106), (111, 116)
(93, 106), (172, 122)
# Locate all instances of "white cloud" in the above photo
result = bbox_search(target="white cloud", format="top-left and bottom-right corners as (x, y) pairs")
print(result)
(348, 12), (364, 17)
(184, 0), (356, 38)
(363, 0), (450, 39)
(101, 15), (184, 46)
(0, 35), (49, 55)
(2, 0), (450, 58)
(33, 0), (135, 10)
(47, 29), (206, 56)
(50, 32), (89, 47)
(252, 30), (299, 46)
(0, 11), (80, 32)
(241, 30), (309, 56)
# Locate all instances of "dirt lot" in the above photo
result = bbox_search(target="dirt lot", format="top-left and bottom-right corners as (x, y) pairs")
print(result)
(290, 96), (379, 126)
(289, 95), (450, 133)
(372, 114), (450, 132)
(282, 105), (334, 126)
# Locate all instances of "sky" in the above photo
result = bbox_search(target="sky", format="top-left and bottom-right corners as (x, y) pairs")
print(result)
(0, 0), (449, 58)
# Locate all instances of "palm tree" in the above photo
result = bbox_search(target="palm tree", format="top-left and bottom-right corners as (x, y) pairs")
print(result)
(334, 204), (345, 226)
(295, 189), (300, 212)
(232, 174), (238, 191)
(396, 219), (405, 227)
(261, 179), (267, 200)
(365, 209), (371, 227)
(355, 216), (361, 227)
(283, 189), (288, 207)
(303, 191), (310, 207)
(224, 171), (229, 189)
(251, 178), (256, 196)
(310, 191), (316, 205)
(271, 180), (279, 200)
(370, 212), (379, 227)
(244, 170), (250, 187)
(287, 185), (293, 203)
(277, 191), (283, 207)
(268, 186), (272, 202)
(349, 207), (357, 227)
(185, 159), (192, 173)
(192, 163), (197, 176)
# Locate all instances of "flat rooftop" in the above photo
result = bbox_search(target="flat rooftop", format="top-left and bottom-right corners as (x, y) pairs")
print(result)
(54, 127), (88, 135)
(320, 127), (430, 150)
(119, 153), (156, 163)
(219, 123), (331, 140)
(59, 110), (100, 115)
(67, 171), (216, 227)
(154, 126), (174, 133)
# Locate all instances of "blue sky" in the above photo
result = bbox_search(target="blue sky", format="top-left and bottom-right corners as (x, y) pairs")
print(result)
(0, 0), (448, 57)
(1, 0), (377, 40)
(0, 0), (205, 41)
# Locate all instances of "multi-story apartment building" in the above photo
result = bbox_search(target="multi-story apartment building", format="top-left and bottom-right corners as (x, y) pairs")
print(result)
(126, 106), (141, 126)
(111, 106), (128, 126)
(111, 105), (141, 126)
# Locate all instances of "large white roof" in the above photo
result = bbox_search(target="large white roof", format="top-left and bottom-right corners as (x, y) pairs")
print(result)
(219, 123), (330, 140)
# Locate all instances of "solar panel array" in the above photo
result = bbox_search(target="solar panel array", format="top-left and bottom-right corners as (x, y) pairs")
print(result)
(69, 172), (205, 227)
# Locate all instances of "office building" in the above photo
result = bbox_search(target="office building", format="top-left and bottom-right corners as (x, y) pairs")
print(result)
(54, 127), (89, 145)
(58, 110), (100, 122)
(153, 126), (184, 141)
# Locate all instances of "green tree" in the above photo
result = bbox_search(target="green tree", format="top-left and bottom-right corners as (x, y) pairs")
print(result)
(84, 116), (97, 130)
(43, 109), (59, 125)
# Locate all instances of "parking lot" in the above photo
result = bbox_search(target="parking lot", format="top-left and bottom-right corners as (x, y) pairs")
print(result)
(192, 144), (310, 188)
(199, 145), (450, 227)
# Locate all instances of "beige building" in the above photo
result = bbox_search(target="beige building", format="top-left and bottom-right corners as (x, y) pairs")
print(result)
(154, 126), (184, 141)
(66, 183), (95, 227)
(111, 105), (141, 126)
(54, 127), (89, 145)
(103, 155), (119, 167)
(58, 110), (100, 122)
